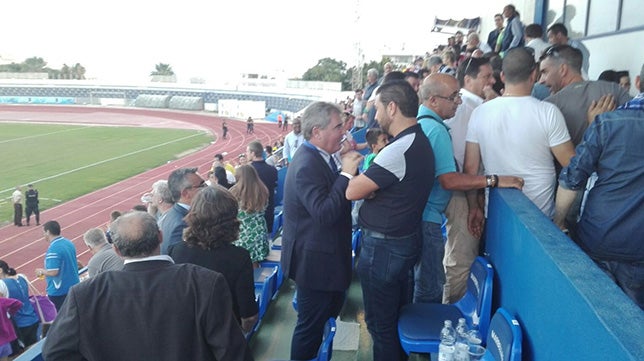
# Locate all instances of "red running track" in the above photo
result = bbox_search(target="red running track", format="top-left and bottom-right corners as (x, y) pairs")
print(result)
(0, 105), (287, 293)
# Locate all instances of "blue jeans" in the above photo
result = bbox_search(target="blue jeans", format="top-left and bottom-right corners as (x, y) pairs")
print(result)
(291, 286), (345, 360)
(357, 230), (420, 361)
(594, 259), (644, 310)
(414, 221), (446, 303)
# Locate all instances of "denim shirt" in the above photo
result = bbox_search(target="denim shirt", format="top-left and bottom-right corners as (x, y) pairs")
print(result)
(559, 95), (644, 261)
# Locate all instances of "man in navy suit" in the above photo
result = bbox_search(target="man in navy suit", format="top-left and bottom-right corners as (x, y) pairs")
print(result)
(160, 167), (206, 254)
(42, 211), (252, 361)
(281, 102), (363, 360)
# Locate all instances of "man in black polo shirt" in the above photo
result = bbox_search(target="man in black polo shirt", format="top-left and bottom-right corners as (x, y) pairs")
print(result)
(247, 140), (278, 233)
(346, 80), (435, 361)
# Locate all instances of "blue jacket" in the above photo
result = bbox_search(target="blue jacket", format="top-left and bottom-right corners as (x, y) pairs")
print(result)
(501, 15), (524, 52)
(159, 203), (189, 255)
(281, 143), (353, 292)
(559, 100), (644, 261)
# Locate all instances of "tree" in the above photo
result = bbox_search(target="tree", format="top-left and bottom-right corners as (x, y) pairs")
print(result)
(61, 64), (71, 79)
(151, 63), (175, 76)
(72, 63), (86, 80)
(23, 57), (47, 72)
(301, 58), (351, 90)
(301, 57), (395, 91)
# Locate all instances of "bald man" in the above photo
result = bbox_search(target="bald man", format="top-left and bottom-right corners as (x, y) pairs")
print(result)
(43, 212), (252, 361)
(414, 74), (523, 304)
(465, 48), (574, 236)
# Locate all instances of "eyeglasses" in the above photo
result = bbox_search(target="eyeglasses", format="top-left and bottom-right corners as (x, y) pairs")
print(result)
(434, 92), (462, 103)
(188, 180), (207, 189)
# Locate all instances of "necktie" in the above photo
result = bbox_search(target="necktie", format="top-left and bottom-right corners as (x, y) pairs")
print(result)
(329, 155), (338, 173)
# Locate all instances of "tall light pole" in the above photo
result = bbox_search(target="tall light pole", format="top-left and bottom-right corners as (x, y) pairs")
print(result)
(351, 0), (363, 90)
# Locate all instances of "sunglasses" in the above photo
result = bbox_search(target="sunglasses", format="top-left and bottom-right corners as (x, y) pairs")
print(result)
(188, 180), (207, 189)
(540, 45), (562, 61)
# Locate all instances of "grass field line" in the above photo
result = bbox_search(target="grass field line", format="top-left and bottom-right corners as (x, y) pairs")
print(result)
(0, 125), (89, 145)
(0, 132), (206, 196)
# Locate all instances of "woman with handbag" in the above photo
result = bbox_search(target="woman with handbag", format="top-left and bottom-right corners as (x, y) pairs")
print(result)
(0, 260), (39, 354)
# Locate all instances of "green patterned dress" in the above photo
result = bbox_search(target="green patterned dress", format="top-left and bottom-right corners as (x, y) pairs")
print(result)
(234, 209), (269, 262)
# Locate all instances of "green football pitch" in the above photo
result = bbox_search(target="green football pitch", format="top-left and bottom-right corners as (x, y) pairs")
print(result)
(0, 123), (212, 224)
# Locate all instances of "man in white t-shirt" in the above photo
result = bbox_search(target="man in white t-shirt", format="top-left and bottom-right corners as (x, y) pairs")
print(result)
(352, 89), (366, 129)
(464, 48), (575, 237)
(283, 116), (304, 163)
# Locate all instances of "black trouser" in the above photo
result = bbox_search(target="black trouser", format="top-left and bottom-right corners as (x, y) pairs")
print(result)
(25, 204), (40, 225)
(49, 294), (67, 311)
(291, 285), (345, 360)
(17, 321), (40, 348)
(13, 203), (23, 225)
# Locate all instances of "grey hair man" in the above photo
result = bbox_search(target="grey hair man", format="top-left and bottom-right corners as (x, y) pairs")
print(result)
(83, 227), (124, 277)
(159, 167), (205, 254)
(466, 32), (492, 54)
(283, 116), (304, 163)
(427, 55), (443, 74)
(145, 179), (174, 225)
(282, 102), (362, 360)
(43, 212), (253, 361)
(363, 68), (381, 129)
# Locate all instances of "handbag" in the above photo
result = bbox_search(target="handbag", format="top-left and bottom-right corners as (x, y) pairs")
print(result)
(26, 277), (58, 324)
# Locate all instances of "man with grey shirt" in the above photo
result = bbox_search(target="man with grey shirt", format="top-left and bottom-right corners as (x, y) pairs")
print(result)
(540, 44), (631, 147)
(83, 228), (124, 277)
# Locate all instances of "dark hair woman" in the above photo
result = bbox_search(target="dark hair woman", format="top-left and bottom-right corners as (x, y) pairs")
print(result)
(167, 187), (258, 334)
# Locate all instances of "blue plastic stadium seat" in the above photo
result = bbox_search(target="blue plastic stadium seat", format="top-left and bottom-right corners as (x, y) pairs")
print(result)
(274, 167), (288, 207)
(482, 308), (522, 361)
(13, 337), (46, 361)
(254, 266), (278, 322)
(271, 207), (284, 242)
(271, 317), (336, 361)
(259, 249), (283, 299)
(351, 228), (362, 268)
(397, 256), (494, 355)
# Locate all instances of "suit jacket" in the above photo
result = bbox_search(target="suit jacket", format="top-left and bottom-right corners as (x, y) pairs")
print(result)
(159, 203), (189, 254)
(281, 143), (353, 292)
(251, 160), (278, 232)
(42, 260), (253, 361)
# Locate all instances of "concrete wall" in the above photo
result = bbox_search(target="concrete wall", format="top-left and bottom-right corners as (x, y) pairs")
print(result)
(485, 189), (644, 360)
(583, 29), (644, 97)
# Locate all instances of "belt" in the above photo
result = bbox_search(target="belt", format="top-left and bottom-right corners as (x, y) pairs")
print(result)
(362, 228), (416, 240)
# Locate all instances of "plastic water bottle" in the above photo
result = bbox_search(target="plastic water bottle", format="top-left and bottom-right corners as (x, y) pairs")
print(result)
(454, 318), (470, 361)
(455, 318), (469, 342)
(438, 320), (456, 361)
(467, 329), (483, 346)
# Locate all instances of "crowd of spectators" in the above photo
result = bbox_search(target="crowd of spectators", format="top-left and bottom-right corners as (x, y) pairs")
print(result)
(334, 3), (642, 359)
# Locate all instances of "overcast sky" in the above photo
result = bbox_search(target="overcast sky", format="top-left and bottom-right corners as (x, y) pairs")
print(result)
(1, 0), (498, 82)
